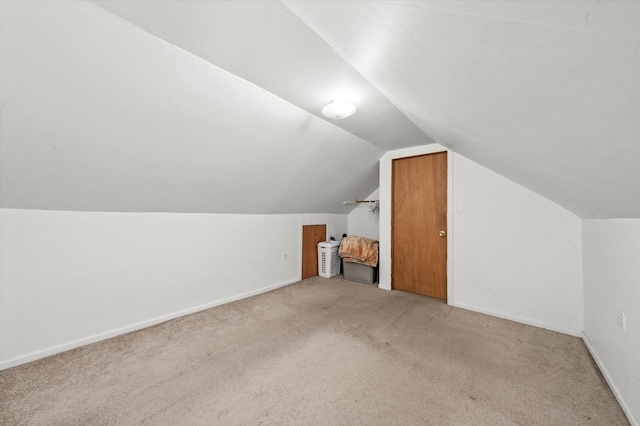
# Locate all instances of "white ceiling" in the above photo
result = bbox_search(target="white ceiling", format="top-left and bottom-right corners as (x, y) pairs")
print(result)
(91, 0), (432, 151)
(1, 0), (639, 218)
(284, 0), (640, 219)
(0, 0), (383, 214)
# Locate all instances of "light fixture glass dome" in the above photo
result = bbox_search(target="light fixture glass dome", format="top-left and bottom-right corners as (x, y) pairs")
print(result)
(321, 100), (356, 120)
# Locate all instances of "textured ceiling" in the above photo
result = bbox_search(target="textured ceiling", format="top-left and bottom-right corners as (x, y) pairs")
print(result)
(284, 0), (640, 218)
(0, 0), (383, 214)
(1, 0), (639, 218)
(91, 0), (432, 151)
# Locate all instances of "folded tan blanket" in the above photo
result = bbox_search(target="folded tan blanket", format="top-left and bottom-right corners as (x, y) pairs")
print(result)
(339, 236), (379, 266)
(343, 242), (379, 267)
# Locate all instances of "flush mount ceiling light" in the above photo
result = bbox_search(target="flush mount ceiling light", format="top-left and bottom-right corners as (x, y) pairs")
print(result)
(321, 99), (356, 120)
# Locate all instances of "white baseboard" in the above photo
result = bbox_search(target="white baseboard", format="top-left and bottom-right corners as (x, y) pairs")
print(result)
(448, 301), (583, 337)
(582, 333), (639, 426)
(0, 278), (299, 371)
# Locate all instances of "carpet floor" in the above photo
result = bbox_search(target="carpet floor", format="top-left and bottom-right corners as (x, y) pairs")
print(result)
(0, 276), (628, 425)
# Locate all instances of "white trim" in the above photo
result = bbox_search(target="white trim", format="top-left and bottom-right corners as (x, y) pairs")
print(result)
(381, 144), (449, 162)
(582, 333), (639, 426)
(449, 301), (583, 337)
(378, 144), (453, 303)
(447, 150), (454, 304)
(0, 278), (299, 371)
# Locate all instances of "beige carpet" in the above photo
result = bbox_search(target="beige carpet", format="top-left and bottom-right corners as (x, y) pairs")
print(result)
(0, 276), (628, 425)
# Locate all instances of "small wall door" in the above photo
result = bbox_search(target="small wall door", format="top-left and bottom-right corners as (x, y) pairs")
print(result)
(302, 224), (327, 279)
(392, 152), (447, 300)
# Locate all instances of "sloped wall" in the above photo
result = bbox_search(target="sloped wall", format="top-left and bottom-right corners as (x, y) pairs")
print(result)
(0, 0), (383, 215)
(379, 145), (583, 335)
(451, 154), (583, 335)
(0, 209), (347, 369)
(583, 219), (640, 425)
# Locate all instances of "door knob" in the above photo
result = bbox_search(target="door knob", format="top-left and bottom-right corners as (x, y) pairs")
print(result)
(439, 231), (446, 237)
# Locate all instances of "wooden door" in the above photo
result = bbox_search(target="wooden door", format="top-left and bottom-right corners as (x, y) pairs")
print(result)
(392, 152), (447, 300)
(302, 224), (327, 279)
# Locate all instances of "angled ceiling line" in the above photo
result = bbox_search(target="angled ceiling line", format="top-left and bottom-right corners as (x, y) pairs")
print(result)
(277, 0), (432, 147)
(282, 1), (640, 219)
(0, 0), (384, 215)
(381, 1), (640, 39)
(90, 0), (434, 151)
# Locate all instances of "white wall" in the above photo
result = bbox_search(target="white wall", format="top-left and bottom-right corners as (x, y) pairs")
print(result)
(583, 219), (640, 425)
(451, 154), (584, 334)
(0, 208), (347, 369)
(347, 189), (380, 240)
(380, 145), (584, 335)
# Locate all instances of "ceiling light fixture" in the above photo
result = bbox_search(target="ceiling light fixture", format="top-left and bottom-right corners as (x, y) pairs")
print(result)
(321, 99), (356, 120)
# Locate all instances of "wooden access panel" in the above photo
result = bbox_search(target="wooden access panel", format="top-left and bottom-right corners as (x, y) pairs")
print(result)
(392, 152), (447, 300)
(302, 224), (327, 279)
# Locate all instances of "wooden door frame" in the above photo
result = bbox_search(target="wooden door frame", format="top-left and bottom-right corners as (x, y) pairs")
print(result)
(391, 152), (448, 299)
(378, 144), (453, 304)
(298, 221), (329, 281)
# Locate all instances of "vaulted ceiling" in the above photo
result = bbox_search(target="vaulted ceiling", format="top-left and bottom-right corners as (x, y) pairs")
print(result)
(1, 0), (638, 217)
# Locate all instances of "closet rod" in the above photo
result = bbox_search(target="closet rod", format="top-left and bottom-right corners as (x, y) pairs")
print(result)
(342, 200), (379, 204)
